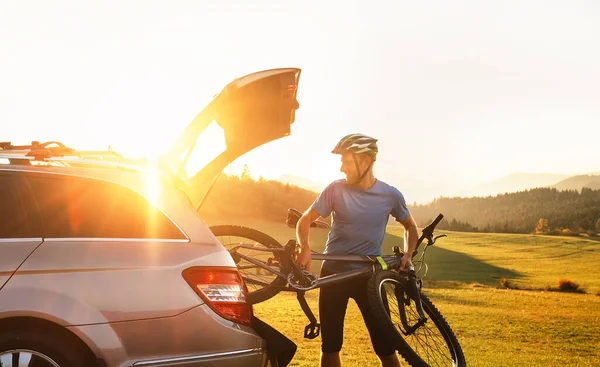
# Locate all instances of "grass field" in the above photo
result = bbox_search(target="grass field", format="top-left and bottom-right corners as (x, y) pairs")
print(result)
(207, 217), (600, 366)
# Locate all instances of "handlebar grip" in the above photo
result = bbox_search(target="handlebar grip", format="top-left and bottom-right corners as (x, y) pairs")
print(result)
(431, 214), (444, 228)
(423, 213), (444, 235)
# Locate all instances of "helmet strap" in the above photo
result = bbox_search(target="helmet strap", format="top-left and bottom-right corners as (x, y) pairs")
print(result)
(351, 154), (373, 185)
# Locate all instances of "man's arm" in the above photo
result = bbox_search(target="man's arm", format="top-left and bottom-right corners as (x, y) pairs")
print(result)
(399, 213), (419, 270)
(296, 207), (321, 271)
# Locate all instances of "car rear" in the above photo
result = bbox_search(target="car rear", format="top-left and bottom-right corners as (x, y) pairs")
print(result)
(0, 165), (270, 366)
(1, 66), (302, 366)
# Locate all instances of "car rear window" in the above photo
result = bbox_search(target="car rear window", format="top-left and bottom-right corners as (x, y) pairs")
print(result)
(25, 174), (187, 240)
(0, 172), (34, 238)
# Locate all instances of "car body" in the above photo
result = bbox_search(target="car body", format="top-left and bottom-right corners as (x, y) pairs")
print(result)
(0, 67), (302, 367)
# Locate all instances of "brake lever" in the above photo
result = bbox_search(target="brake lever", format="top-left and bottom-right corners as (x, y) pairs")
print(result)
(429, 234), (447, 246)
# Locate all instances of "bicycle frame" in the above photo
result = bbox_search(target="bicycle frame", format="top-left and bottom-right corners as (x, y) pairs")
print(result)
(230, 213), (446, 339)
(231, 242), (424, 340)
(231, 244), (404, 290)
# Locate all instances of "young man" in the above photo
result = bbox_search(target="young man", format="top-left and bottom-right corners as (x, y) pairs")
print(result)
(296, 133), (419, 367)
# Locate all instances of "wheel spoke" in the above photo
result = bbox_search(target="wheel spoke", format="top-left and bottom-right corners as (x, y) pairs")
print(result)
(408, 305), (452, 364)
(1, 353), (13, 367)
(219, 235), (281, 290)
(211, 226), (286, 304)
(0, 350), (60, 367)
(18, 351), (33, 367)
(379, 278), (460, 366)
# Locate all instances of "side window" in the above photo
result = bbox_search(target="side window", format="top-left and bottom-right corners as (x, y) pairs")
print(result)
(26, 174), (186, 240)
(0, 172), (34, 238)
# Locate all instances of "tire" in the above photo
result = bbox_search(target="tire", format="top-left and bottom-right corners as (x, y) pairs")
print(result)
(367, 271), (466, 367)
(210, 225), (287, 304)
(0, 329), (93, 367)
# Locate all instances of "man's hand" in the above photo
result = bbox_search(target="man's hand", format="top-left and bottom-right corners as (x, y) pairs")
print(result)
(296, 207), (321, 272)
(297, 247), (312, 271)
(400, 254), (413, 271)
(399, 214), (419, 271)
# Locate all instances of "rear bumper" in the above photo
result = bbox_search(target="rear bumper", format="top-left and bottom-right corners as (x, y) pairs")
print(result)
(130, 348), (267, 366)
(68, 304), (268, 367)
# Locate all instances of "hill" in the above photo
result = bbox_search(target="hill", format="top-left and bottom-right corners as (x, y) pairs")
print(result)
(190, 173), (600, 235)
(410, 187), (600, 234)
(276, 174), (326, 194)
(551, 174), (600, 191)
(465, 172), (569, 197)
(191, 173), (321, 224)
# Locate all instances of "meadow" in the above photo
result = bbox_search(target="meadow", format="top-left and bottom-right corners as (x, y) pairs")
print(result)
(208, 217), (600, 366)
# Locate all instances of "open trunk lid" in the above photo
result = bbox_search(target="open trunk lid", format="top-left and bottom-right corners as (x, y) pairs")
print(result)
(160, 67), (301, 204)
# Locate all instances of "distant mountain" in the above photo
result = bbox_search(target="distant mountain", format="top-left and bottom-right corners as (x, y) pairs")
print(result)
(466, 172), (570, 197)
(276, 174), (328, 193)
(410, 186), (600, 234)
(551, 175), (600, 191)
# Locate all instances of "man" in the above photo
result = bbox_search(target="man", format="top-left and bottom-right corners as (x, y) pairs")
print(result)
(296, 133), (419, 367)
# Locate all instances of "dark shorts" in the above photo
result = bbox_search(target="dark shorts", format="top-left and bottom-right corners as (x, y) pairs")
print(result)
(318, 268), (396, 356)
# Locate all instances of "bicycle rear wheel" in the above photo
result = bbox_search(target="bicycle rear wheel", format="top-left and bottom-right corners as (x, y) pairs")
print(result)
(367, 271), (465, 367)
(210, 225), (287, 304)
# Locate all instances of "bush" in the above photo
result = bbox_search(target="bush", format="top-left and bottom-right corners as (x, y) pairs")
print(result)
(556, 279), (585, 294)
(560, 228), (581, 237)
(499, 278), (516, 289)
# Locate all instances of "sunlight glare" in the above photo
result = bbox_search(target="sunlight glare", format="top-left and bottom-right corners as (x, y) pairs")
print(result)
(143, 160), (161, 207)
(183, 121), (227, 178)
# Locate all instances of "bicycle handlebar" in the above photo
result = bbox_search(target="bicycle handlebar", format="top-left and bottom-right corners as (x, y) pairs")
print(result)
(423, 214), (444, 237)
(414, 213), (444, 256)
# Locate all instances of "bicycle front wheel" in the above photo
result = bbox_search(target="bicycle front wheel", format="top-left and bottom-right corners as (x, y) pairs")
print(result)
(367, 271), (465, 367)
(210, 225), (287, 304)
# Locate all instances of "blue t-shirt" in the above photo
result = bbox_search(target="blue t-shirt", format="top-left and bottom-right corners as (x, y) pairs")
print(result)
(311, 179), (410, 273)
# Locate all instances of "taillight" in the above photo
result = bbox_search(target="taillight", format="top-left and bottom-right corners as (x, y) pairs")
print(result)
(182, 267), (253, 326)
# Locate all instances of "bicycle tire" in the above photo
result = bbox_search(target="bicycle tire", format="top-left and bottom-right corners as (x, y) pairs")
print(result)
(367, 271), (466, 367)
(210, 225), (288, 304)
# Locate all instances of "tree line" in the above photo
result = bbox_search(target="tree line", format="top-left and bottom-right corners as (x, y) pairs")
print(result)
(410, 187), (600, 235)
(191, 168), (321, 224)
(191, 171), (600, 235)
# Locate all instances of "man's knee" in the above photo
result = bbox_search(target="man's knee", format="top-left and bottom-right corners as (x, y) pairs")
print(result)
(320, 351), (341, 367)
(374, 345), (397, 358)
(321, 339), (343, 354)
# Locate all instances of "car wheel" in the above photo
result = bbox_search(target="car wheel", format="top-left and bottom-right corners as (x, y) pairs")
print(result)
(0, 329), (94, 367)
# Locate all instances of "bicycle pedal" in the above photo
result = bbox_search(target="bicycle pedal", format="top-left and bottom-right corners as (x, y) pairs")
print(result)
(304, 323), (321, 339)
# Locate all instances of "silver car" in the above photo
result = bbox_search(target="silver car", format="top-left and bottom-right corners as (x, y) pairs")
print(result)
(0, 68), (302, 367)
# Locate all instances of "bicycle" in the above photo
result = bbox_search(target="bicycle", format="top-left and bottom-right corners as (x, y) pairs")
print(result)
(210, 209), (466, 367)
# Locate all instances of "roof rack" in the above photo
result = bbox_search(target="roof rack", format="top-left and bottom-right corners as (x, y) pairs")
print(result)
(0, 141), (143, 172)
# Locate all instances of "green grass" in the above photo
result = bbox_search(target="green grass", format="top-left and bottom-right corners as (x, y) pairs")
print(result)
(254, 288), (600, 367)
(391, 229), (600, 294)
(207, 217), (600, 294)
(206, 217), (600, 366)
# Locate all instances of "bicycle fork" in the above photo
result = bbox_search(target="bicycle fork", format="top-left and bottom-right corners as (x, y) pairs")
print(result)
(397, 271), (428, 336)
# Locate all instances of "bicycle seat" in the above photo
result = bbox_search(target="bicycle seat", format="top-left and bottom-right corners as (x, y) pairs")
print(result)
(286, 208), (330, 229)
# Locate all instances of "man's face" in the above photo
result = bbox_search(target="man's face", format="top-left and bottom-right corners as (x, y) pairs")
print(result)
(340, 153), (373, 182)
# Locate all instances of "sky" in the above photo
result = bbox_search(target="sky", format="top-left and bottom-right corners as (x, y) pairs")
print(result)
(1, 0), (599, 204)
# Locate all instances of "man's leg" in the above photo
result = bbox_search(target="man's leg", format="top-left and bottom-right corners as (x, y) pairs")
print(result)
(320, 352), (341, 367)
(319, 269), (350, 367)
(352, 278), (401, 367)
(377, 353), (402, 367)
